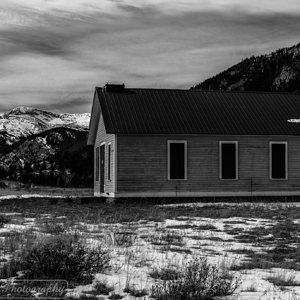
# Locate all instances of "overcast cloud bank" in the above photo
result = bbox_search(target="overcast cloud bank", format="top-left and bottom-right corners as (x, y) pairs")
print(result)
(0, 0), (299, 113)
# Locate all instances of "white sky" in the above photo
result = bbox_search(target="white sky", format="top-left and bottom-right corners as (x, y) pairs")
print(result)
(0, 0), (300, 113)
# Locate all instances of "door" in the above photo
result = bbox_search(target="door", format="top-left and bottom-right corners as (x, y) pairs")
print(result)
(100, 145), (105, 193)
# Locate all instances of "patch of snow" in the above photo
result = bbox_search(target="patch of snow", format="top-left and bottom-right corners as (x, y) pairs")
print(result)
(48, 118), (64, 125)
(74, 115), (90, 127)
(0, 194), (65, 203)
(5, 224), (28, 231)
(0, 212), (22, 216)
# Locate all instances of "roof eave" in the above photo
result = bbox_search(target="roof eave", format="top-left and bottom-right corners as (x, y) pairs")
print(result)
(87, 90), (101, 145)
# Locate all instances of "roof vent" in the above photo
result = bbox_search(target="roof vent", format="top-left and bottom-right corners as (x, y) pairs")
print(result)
(104, 83), (125, 93)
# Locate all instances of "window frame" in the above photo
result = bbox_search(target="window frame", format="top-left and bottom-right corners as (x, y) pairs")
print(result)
(108, 143), (111, 181)
(219, 141), (238, 180)
(269, 141), (288, 180)
(167, 140), (187, 180)
(95, 146), (100, 182)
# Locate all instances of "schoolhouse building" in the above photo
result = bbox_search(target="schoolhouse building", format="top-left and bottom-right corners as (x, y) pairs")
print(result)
(87, 83), (300, 198)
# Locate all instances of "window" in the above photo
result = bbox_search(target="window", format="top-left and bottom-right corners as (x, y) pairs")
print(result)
(219, 141), (238, 180)
(95, 147), (99, 181)
(108, 143), (111, 181)
(168, 141), (187, 180)
(270, 142), (287, 180)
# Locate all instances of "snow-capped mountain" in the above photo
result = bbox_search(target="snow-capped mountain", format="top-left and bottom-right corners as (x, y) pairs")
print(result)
(0, 106), (90, 145)
(0, 107), (92, 187)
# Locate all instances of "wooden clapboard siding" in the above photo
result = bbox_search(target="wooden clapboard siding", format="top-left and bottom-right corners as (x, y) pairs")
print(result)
(116, 134), (300, 196)
(94, 113), (115, 196)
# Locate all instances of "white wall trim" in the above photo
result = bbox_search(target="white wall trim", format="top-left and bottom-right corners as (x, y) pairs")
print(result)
(105, 190), (300, 198)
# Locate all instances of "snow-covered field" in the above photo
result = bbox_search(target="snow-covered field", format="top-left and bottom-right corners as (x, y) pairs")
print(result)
(1, 198), (300, 300)
(0, 184), (93, 198)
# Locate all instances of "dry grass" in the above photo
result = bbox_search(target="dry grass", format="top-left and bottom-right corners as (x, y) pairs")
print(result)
(265, 271), (300, 287)
(1, 197), (300, 299)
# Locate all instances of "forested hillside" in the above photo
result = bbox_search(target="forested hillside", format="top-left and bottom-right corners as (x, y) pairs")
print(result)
(192, 43), (300, 92)
(0, 127), (93, 188)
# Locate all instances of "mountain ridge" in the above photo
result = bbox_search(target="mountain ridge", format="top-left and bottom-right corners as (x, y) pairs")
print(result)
(191, 42), (300, 92)
(0, 106), (90, 146)
(0, 126), (93, 188)
(0, 107), (92, 188)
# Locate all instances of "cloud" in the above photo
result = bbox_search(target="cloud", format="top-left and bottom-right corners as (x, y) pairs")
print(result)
(0, 29), (72, 58)
(109, 0), (300, 15)
(37, 92), (93, 113)
(0, 0), (300, 114)
(116, 2), (159, 15)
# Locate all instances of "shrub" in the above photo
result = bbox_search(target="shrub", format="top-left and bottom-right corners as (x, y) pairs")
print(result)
(64, 196), (74, 203)
(83, 279), (114, 295)
(149, 267), (181, 280)
(124, 284), (148, 297)
(17, 234), (110, 285)
(0, 258), (22, 279)
(108, 293), (124, 299)
(42, 220), (66, 235)
(93, 279), (114, 295)
(113, 230), (137, 247)
(49, 198), (59, 205)
(151, 257), (240, 300)
(0, 232), (37, 279)
(242, 283), (257, 292)
(0, 215), (11, 228)
(267, 243), (296, 262)
(149, 232), (184, 247)
(68, 295), (99, 300)
(1, 231), (27, 253)
(265, 272), (300, 286)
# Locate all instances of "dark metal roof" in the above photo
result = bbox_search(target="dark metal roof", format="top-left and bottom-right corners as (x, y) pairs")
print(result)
(96, 87), (300, 135)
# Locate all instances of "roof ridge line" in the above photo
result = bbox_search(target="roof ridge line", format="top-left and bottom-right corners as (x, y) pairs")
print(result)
(96, 86), (300, 95)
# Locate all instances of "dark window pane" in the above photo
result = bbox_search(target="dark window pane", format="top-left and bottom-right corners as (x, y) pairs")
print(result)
(221, 143), (236, 179)
(271, 144), (286, 179)
(170, 143), (185, 179)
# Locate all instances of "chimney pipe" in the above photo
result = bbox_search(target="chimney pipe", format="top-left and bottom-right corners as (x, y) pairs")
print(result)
(103, 83), (125, 93)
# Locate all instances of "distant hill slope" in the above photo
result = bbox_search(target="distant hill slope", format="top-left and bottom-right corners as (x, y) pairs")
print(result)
(191, 43), (300, 92)
(0, 107), (92, 188)
(0, 127), (93, 187)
